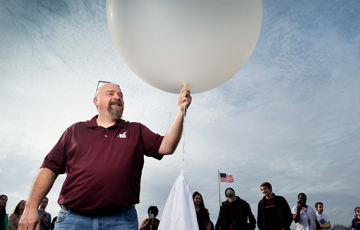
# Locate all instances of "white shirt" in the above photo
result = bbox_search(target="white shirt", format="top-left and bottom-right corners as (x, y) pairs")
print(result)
(316, 213), (330, 230)
(292, 206), (317, 230)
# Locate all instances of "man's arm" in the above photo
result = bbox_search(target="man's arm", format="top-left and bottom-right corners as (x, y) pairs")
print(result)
(45, 213), (52, 230)
(293, 205), (301, 223)
(316, 219), (321, 230)
(257, 201), (263, 230)
(246, 203), (256, 230)
(320, 221), (331, 229)
(159, 88), (192, 155)
(18, 168), (58, 230)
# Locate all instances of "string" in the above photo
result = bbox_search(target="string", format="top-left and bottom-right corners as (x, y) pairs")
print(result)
(182, 100), (187, 171)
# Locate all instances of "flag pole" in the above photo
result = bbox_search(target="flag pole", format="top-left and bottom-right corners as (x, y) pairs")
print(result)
(218, 170), (221, 207)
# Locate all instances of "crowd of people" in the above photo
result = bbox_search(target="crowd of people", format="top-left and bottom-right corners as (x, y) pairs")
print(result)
(1, 184), (360, 230)
(0, 195), (54, 230)
(136, 181), (359, 230)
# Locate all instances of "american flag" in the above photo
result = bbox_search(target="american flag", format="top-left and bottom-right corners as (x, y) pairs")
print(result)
(219, 173), (234, 183)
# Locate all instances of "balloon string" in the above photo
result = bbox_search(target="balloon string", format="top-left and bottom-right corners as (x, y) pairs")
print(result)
(182, 101), (187, 171)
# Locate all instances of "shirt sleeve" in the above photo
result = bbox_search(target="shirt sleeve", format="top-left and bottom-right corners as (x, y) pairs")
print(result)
(41, 128), (71, 174)
(140, 124), (164, 160)
(291, 206), (297, 214)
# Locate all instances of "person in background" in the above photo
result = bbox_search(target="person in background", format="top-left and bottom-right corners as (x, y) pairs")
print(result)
(9, 200), (26, 230)
(193, 191), (211, 230)
(215, 188), (256, 230)
(257, 182), (293, 230)
(0, 195), (9, 230)
(315, 202), (331, 230)
(139, 206), (160, 230)
(292, 193), (320, 230)
(50, 216), (57, 230)
(38, 197), (51, 230)
(351, 207), (360, 230)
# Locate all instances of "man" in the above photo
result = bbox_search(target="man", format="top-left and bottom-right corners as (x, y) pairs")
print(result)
(215, 188), (256, 230)
(38, 197), (51, 230)
(292, 193), (321, 230)
(19, 82), (192, 230)
(315, 202), (331, 230)
(139, 206), (160, 230)
(257, 182), (293, 230)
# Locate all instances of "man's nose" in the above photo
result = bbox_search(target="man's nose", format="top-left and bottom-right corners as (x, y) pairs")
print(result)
(113, 94), (121, 100)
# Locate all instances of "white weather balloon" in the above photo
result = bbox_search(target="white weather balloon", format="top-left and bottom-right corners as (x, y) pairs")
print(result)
(107, 0), (262, 94)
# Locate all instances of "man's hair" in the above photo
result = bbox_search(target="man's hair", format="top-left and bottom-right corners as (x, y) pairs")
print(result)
(95, 83), (121, 98)
(315, 202), (323, 208)
(298, 193), (307, 199)
(148, 206), (159, 217)
(43, 197), (49, 201)
(225, 187), (235, 197)
(260, 182), (272, 190)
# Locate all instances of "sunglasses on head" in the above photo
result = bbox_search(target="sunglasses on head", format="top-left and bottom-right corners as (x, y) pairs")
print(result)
(95, 81), (121, 97)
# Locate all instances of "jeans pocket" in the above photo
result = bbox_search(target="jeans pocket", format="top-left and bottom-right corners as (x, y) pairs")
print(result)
(56, 208), (71, 223)
(124, 207), (138, 222)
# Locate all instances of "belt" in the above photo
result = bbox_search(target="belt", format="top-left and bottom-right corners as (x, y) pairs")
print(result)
(61, 204), (134, 217)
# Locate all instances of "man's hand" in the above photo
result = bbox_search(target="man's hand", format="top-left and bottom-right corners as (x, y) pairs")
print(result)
(18, 208), (40, 230)
(178, 88), (192, 113)
(296, 203), (302, 212)
(40, 214), (47, 224)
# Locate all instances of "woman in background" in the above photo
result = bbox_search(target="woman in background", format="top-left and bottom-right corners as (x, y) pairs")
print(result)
(193, 191), (211, 230)
(9, 200), (26, 230)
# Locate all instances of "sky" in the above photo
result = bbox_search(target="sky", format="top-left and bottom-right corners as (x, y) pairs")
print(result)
(1, 0), (359, 228)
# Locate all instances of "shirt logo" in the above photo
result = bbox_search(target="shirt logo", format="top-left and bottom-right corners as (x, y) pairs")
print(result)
(117, 132), (127, 138)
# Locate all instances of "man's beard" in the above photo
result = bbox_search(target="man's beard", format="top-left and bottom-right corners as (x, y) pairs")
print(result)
(107, 102), (123, 120)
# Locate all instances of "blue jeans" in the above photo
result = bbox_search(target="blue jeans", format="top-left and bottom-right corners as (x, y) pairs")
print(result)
(54, 206), (138, 230)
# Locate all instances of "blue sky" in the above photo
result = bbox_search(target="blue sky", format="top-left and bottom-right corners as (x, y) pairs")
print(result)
(1, 0), (359, 227)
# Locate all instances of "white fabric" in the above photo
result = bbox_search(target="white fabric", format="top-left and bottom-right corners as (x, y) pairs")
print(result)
(158, 171), (199, 230)
(316, 213), (330, 230)
(292, 206), (317, 230)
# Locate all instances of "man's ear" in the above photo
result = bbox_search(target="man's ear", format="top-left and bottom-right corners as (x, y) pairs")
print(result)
(93, 97), (98, 106)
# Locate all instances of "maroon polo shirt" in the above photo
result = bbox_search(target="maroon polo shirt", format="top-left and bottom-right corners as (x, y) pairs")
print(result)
(41, 115), (164, 211)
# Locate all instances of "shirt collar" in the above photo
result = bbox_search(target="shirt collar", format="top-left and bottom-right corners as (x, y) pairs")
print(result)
(86, 115), (127, 128)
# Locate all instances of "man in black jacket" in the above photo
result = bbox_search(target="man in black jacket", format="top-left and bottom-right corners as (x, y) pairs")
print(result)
(215, 188), (256, 230)
(257, 182), (293, 230)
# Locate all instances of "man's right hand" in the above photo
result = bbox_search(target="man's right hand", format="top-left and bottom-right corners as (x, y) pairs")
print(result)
(18, 208), (40, 230)
(40, 214), (47, 224)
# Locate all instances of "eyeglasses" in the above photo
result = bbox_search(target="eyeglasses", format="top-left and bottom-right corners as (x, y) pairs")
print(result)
(356, 210), (360, 212)
(95, 81), (121, 97)
(41, 200), (48, 203)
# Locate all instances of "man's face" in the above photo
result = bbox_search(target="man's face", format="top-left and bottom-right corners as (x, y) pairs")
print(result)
(226, 189), (235, 198)
(298, 194), (306, 205)
(40, 199), (48, 208)
(94, 83), (124, 120)
(316, 204), (323, 214)
(260, 186), (272, 197)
